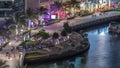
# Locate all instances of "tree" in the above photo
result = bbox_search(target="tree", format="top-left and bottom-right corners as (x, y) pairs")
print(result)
(63, 22), (72, 33)
(71, 0), (77, 16)
(5, 17), (15, 24)
(38, 6), (47, 14)
(0, 60), (9, 68)
(52, 32), (59, 39)
(61, 30), (68, 41)
(61, 30), (67, 37)
(13, 12), (28, 31)
(33, 30), (49, 42)
(19, 15), (27, 26)
(52, 32), (59, 44)
(14, 12), (21, 23)
(39, 31), (49, 40)
(26, 8), (33, 18)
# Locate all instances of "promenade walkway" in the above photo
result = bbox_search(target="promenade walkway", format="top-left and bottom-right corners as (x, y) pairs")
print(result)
(0, 11), (120, 68)
(32, 11), (120, 34)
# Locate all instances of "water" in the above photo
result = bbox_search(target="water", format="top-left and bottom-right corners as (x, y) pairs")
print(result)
(28, 23), (120, 68)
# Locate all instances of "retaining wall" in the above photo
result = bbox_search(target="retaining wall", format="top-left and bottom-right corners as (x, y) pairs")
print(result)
(72, 15), (120, 30)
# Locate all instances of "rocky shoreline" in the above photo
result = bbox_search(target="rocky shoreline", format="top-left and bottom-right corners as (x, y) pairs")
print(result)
(23, 32), (90, 64)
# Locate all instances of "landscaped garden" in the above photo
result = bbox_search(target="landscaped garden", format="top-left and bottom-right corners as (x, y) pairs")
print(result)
(25, 52), (44, 57)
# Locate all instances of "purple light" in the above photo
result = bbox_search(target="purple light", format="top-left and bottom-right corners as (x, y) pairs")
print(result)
(28, 20), (35, 28)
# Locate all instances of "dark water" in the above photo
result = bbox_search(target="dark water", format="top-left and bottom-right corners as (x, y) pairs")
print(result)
(28, 23), (120, 68)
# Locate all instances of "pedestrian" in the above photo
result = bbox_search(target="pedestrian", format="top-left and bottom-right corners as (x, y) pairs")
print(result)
(11, 46), (16, 57)
(6, 52), (10, 59)
(8, 53), (11, 59)
(6, 52), (9, 57)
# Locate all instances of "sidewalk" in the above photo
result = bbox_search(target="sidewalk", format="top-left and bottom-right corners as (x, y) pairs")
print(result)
(43, 11), (120, 34)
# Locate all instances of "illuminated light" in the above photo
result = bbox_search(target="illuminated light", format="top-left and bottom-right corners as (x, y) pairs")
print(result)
(100, 32), (105, 35)
(51, 15), (56, 19)
(28, 20), (35, 28)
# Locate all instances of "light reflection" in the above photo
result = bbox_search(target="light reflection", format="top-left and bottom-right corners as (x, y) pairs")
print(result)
(99, 32), (105, 35)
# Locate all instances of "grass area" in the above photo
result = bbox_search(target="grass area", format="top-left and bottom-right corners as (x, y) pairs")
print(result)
(20, 40), (39, 46)
(103, 8), (120, 12)
(0, 42), (9, 51)
(114, 8), (120, 11)
(46, 20), (61, 26)
(80, 13), (94, 17)
(25, 52), (44, 57)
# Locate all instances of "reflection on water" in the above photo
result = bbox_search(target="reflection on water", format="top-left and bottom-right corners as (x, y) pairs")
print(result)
(28, 23), (120, 68)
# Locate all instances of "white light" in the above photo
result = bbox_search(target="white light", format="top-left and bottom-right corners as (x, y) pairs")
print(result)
(100, 32), (105, 35)
(51, 15), (56, 19)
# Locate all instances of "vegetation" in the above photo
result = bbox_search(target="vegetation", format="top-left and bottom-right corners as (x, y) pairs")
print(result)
(2, 42), (9, 48)
(5, 17), (15, 24)
(38, 65), (46, 68)
(26, 8), (33, 18)
(52, 32), (59, 39)
(79, 10), (91, 17)
(25, 52), (44, 57)
(61, 30), (67, 37)
(33, 30), (49, 39)
(20, 40), (39, 46)
(63, 23), (72, 33)
(114, 8), (120, 11)
(16, 64), (27, 68)
(0, 60), (9, 68)
(0, 42), (9, 51)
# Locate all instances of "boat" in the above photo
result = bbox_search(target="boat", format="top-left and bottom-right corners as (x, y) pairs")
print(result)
(108, 22), (120, 34)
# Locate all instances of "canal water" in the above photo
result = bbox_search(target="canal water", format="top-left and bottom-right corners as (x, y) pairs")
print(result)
(28, 22), (120, 68)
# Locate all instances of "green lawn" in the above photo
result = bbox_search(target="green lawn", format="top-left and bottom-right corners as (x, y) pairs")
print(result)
(20, 40), (39, 46)
(114, 8), (120, 11)
(25, 52), (44, 57)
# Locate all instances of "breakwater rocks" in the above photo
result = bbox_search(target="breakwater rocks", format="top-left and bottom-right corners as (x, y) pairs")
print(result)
(72, 15), (120, 30)
(24, 32), (90, 64)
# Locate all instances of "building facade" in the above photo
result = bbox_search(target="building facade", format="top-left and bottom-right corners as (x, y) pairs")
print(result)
(0, 0), (24, 17)
(0, 0), (14, 17)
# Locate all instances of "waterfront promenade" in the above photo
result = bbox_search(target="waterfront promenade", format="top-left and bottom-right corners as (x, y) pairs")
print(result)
(0, 11), (120, 68)
(32, 11), (120, 34)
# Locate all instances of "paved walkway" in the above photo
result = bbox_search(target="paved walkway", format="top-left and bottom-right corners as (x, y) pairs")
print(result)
(0, 40), (22, 68)
(0, 11), (120, 68)
(43, 11), (120, 34)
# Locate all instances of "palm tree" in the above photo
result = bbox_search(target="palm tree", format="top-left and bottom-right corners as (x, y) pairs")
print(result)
(19, 15), (27, 26)
(71, 0), (77, 16)
(26, 8), (33, 19)
(14, 12), (21, 23)
(5, 17), (15, 24)
(14, 12), (28, 35)
(52, 32), (59, 44)
(0, 60), (9, 68)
